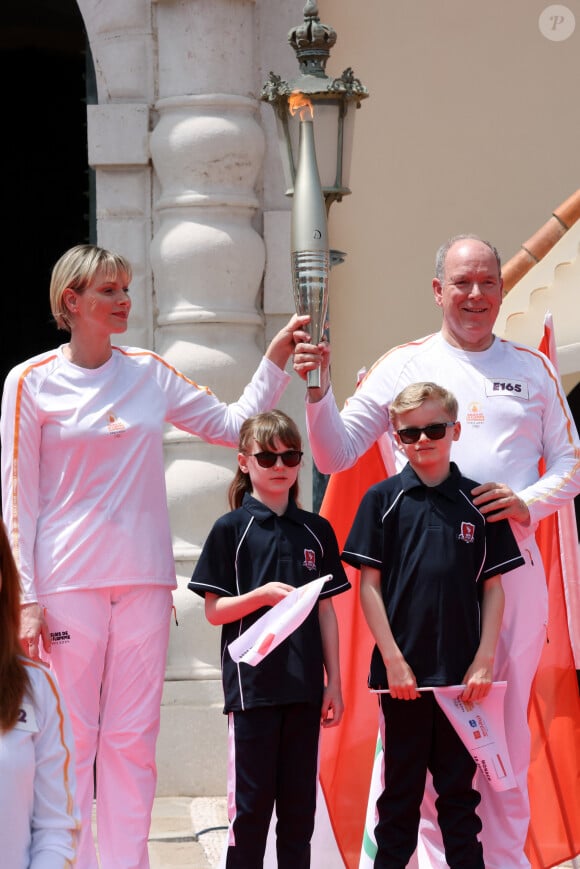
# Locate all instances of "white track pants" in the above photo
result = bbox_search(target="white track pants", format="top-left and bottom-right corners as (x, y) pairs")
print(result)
(416, 542), (547, 869)
(40, 585), (173, 869)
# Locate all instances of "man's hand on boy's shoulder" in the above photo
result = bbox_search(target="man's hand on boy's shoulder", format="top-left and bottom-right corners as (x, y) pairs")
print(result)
(471, 481), (530, 525)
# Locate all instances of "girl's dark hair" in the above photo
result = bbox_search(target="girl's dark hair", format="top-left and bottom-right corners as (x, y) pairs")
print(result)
(0, 521), (30, 732)
(228, 410), (303, 510)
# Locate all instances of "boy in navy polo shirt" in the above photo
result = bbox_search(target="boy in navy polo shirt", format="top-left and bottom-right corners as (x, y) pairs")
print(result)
(189, 410), (350, 869)
(342, 382), (524, 869)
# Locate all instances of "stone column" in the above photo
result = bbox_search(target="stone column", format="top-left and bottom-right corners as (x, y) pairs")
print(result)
(150, 0), (268, 795)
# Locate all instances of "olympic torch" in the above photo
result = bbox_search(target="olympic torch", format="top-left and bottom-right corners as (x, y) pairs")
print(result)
(290, 95), (329, 388)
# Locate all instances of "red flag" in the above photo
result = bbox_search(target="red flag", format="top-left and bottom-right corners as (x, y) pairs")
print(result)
(525, 316), (580, 868)
(318, 441), (388, 868)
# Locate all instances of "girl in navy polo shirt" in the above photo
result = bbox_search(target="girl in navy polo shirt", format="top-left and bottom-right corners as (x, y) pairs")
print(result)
(189, 410), (350, 869)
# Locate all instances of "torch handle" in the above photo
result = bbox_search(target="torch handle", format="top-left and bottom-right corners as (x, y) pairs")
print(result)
(291, 249), (329, 332)
(306, 367), (321, 389)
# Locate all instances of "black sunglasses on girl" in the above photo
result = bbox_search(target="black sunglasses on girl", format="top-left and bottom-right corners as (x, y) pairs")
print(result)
(396, 422), (456, 444)
(248, 450), (303, 468)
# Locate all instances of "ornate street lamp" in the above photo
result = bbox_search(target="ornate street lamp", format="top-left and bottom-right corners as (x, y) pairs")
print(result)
(261, 1), (368, 502)
(262, 1), (368, 388)
(261, 1), (368, 215)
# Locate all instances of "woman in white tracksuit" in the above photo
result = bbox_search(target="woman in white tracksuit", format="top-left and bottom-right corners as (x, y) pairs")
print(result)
(0, 243), (306, 869)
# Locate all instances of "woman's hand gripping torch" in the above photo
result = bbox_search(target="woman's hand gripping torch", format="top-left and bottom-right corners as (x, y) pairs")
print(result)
(290, 94), (329, 388)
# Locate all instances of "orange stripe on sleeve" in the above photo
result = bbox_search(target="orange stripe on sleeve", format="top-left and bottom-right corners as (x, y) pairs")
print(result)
(8, 355), (58, 568)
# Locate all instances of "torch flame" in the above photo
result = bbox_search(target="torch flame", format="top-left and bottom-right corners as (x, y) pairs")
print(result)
(289, 91), (313, 122)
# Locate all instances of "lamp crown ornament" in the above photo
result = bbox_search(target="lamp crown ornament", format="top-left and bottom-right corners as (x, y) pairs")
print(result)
(288, 0), (336, 77)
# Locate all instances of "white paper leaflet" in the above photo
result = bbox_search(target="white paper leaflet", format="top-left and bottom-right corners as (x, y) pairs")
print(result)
(228, 574), (332, 666)
(371, 681), (515, 792)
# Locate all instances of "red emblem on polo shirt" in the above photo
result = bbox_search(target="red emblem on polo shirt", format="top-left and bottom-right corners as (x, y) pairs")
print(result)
(458, 522), (475, 543)
(303, 549), (316, 571)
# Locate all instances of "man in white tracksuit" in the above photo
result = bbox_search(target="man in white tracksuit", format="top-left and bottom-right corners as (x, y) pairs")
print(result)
(293, 235), (580, 869)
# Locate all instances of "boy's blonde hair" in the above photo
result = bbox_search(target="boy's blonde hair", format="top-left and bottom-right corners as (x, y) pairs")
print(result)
(389, 382), (458, 425)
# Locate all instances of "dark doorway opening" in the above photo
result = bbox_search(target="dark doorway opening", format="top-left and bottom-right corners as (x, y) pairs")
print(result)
(0, 1), (94, 392)
(567, 381), (580, 542)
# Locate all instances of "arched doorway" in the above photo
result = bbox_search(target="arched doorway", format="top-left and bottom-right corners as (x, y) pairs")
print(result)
(0, 0), (94, 394)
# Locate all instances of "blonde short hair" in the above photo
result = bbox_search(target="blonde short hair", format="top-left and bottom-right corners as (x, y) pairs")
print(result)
(50, 244), (132, 332)
(389, 382), (458, 424)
